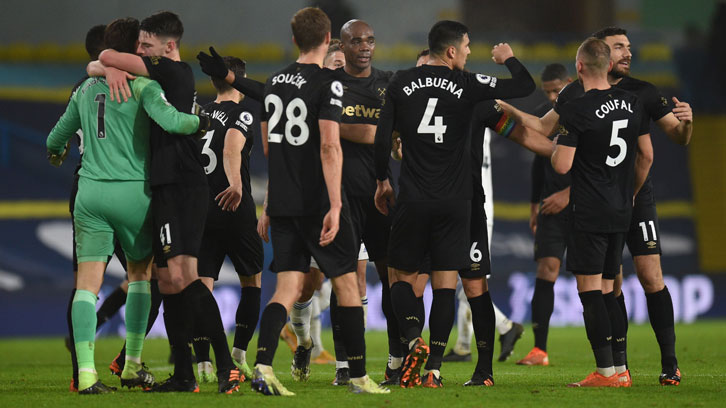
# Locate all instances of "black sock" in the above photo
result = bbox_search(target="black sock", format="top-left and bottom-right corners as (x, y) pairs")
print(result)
(330, 290), (348, 363)
(390, 281), (421, 343)
(468, 291), (495, 375)
(192, 336), (211, 363)
(424, 289), (455, 371)
(233, 287), (261, 351)
(416, 296), (426, 333)
(254, 302), (287, 366)
(616, 292), (629, 333)
(337, 306), (366, 378)
(578, 290), (613, 369)
(163, 292), (195, 380)
(646, 287), (678, 372)
(380, 274), (404, 359)
(531, 278), (555, 351)
(184, 280), (234, 373)
(603, 292), (627, 367)
(96, 285), (127, 330)
(67, 288), (79, 386)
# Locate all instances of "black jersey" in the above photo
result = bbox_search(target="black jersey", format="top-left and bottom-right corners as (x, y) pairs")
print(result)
(530, 101), (571, 203)
(333, 67), (393, 197)
(143, 56), (205, 187)
(263, 63), (344, 216)
(374, 58), (535, 202)
(470, 101), (517, 198)
(556, 87), (649, 233)
(555, 76), (673, 206)
(200, 100), (256, 226)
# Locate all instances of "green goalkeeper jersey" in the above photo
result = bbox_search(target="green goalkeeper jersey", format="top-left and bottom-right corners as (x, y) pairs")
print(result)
(47, 76), (200, 181)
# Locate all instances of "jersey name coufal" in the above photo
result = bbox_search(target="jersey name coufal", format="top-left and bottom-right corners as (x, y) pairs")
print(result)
(403, 77), (463, 99)
(595, 98), (634, 119)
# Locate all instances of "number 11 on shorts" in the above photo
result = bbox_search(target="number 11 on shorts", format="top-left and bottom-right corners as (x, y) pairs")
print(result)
(638, 220), (657, 241)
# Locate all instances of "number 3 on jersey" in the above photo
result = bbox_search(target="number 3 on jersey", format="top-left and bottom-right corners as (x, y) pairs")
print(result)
(200, 130), (217, 174)
(265, 94), (309, 145)
(418, 98), (447, 143)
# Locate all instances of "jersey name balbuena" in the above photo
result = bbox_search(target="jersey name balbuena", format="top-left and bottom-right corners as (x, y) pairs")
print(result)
(383, 65), (503, 202)
(263, 63), (344, 216)
(556, 87), (649, 232)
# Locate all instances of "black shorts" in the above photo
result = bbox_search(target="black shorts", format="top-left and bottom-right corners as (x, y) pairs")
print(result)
(152, 183), (209, 267)
(348, 195), (390, 262)
(459, 194), (491, 279)
(625, 193), (662, 257)
(198, 197), (263, 280)
(388, 199), (470, 272)
(70, 174), (127, 272)
(534, 206), (570, 262)
(566, 229), (625, 279)
(269, 208), (357, 278)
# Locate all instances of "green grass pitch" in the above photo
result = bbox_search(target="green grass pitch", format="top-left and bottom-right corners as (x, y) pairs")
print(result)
(1, 321), (724, 407)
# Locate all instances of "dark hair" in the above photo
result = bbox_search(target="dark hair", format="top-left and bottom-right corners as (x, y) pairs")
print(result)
(428, 20), (468, 56)
(291, 7), (331, 53)
(417, 48), (430, 60)
(104, 18), (140, 54)
(541, 63), (569, 82)
(592, 26), (627, 40)
(577, 37), (611, 72)
(85, 25), (106, 60)
(211, 56), (247, 93)
(140, 11), (184, 46)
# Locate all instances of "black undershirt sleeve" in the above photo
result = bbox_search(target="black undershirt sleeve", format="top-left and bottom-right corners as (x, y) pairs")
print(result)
(492, 57), (536, 99)
(530, 154), (544, 203)
(230, 76), (265, 102)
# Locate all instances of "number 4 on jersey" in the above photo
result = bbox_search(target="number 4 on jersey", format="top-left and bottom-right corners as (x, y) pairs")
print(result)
(418, 98), (447, 143)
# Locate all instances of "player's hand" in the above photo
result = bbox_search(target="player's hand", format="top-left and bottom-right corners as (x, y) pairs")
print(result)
(197, 46), (229, 79)
(495, 99), (516, 116)
(216, 184), (242, 212)
(672, 97), (693, 123)
(195, 111), (212, 138)
(47, 141), (70, 167)
(529, 204), (538, 235)
(540, 188), (569, 215)
(257, 211), (270, 243)
(106, 66), (135, 103)
(374, 179), (395, 215)
(491, 43), (514, 64)
(320, 206), (341, 246)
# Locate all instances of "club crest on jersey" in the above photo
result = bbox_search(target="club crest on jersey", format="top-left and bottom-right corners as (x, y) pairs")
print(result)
(661, 96), (668, 107)
(331, 80), (344, 97)
(239, 111), (253, 125)
(557, 124), (569, 136)
(271, 72), (307, 89)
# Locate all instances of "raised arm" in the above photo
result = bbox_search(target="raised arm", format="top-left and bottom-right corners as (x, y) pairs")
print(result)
(551, 145), (575, 175)
(497, 100), (560, 137)
(99, 49), (149, 76)
(508, 125), (555, 157)
(137, 81), (201, 135)
(197, 46), (265, 101)
(656, 97), (693, 145)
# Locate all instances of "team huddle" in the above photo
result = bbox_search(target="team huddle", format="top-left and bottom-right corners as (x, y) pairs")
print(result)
(46, 6), (691, 396)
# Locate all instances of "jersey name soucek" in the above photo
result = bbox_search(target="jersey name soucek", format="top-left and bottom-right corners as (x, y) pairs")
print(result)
(333, 67), (393, 197)
(555, 76), (672, 205)
(556, 87), (649, 233)
(263, 63), (343, 216)
(386, 65), (504, 202)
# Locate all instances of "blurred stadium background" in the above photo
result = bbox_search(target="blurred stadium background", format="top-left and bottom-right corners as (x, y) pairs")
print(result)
(1, 0), (724, 337)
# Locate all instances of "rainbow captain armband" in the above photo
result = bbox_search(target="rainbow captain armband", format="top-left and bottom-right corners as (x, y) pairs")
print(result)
(493, 113), (516, 138)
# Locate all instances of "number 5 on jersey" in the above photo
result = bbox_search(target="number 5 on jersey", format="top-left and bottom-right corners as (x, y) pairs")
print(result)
(418, 98), (447, 143)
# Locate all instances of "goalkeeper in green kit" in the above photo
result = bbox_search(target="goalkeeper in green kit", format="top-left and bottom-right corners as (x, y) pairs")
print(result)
(46, 17), (209, 394)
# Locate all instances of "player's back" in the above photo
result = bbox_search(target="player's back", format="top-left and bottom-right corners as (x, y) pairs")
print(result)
(264, 63), (343, 216)
(70, 76), (156, 182)
(557, 87), (648, 232)
(386, 65), (497, 202)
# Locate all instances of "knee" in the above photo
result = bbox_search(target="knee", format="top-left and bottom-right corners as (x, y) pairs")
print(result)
(635, 257), (665, 293)
(536, 258), (560, 282)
